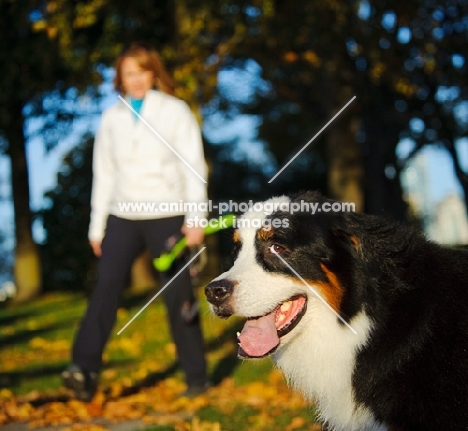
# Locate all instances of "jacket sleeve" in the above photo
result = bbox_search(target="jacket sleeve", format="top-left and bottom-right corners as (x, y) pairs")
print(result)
(173, 102), (208, 222)
(88, 113), (116, 242)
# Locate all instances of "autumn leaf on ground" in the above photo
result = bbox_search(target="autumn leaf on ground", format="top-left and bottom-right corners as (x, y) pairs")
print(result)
(0, 291), (321, 430)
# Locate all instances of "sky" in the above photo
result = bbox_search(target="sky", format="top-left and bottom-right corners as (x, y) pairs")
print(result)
(425, 140), (468, 202)
(397, 137), (468, 204)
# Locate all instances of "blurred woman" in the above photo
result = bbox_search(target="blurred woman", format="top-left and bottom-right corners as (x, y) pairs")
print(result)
(62, 42), (209, 401)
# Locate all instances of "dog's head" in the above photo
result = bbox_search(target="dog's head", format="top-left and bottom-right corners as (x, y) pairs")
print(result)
(205, 191), (367, 359)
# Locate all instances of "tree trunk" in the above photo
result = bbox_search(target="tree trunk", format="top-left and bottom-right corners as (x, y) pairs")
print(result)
(362, 85), (408, 221)
(327, 114), (364, 213)
(5, 102), (42, 302)
(447, 140), (468, 213)
(319, 61), (364, 213)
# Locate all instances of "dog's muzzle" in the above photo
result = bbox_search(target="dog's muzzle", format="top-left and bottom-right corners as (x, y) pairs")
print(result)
(205, 279), (235, 317)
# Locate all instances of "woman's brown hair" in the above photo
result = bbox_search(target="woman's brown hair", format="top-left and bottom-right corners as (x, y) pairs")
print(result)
(113, 42), (176, 96)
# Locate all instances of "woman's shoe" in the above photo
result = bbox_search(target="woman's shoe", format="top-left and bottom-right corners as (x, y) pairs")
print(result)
(62, 364), (98, 402)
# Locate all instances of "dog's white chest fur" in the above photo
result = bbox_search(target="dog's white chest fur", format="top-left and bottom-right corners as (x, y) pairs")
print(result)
(273, 309), (384, 430)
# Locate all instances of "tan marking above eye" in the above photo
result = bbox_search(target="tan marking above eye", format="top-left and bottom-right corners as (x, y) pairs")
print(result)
(256, 226), (275, 240)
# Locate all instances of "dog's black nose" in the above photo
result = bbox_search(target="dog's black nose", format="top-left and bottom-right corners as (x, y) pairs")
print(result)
(205, 279), (235, 306)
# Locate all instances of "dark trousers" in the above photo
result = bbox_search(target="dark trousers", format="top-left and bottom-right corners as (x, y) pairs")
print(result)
(72, 215), (207, 386)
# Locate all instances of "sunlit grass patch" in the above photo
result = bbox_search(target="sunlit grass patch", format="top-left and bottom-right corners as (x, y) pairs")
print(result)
(0, 285), (320, 430)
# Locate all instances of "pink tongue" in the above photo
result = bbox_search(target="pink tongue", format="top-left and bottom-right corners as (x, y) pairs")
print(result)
(238, 311), (279, 357)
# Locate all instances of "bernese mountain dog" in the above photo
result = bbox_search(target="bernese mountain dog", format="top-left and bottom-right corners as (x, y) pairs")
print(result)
(205, 191), (468, 431)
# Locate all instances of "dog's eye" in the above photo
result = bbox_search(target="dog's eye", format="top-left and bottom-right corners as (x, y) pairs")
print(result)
(269, 244), (285, 254)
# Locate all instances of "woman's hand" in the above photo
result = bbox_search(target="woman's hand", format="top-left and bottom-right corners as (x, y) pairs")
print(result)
(181, 225), (204, 246)
(90, 240), (102, 257)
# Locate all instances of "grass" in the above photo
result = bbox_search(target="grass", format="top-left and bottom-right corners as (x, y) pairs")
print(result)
(0, 282), (320, 430)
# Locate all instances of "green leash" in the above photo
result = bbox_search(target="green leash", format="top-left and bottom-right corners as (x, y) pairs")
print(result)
(153, 214), (236, 272)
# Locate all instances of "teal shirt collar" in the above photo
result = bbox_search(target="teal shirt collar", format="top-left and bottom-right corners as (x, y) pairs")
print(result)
(129, 97), (144, 119)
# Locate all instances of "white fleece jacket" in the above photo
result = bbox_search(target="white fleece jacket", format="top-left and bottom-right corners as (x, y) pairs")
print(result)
(88, 90), (208, 242)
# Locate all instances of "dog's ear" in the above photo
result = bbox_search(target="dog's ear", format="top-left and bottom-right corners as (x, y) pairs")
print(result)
(315, 228), (356, 265)
(331, 228), (363, 258)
